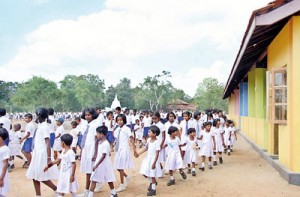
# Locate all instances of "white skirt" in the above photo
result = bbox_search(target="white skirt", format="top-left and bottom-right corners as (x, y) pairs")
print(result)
(9, 143), (21, 156)
(158, 149), (165, 163)
(136, 132), (143, 141)
(215, 138), (224, 153)
(26, 148), (59, 181)
(0, 170), (9, 195)
(114, 146), (134, 170)
(57, 172), (78, 193)
(224, 134), (231, 146)
(53, 139), (62, 151)
(231, 135), (236, 146)
(80, 144), (95, 174)
(164, 151), (184, 171)
(140, 155), (163, 178)
(71, 138), (78, 148)
(184, 148), (198, 164)
(91, 158), (115, 183)
(199, 144), (213, 157)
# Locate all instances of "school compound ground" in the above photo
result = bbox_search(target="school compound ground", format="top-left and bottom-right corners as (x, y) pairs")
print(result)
(9, 126), (300, 197)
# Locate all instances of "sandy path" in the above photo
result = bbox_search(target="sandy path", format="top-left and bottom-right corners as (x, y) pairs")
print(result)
(8, 123), (300, 197)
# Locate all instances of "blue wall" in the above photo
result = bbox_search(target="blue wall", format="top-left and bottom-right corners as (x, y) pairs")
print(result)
(239, 82), (248, 116)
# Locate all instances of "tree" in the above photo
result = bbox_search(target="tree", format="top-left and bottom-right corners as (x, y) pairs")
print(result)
(12, 76), (62, 110)
(115, 78), (135, 109)
(193, 78), (228, 111)
(105, 85), (117, 108)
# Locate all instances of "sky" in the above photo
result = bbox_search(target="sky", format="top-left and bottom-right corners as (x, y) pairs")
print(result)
(0, 0), (271, 96)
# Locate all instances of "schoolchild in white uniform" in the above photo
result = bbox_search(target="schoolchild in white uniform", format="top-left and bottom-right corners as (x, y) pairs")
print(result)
(179, 111), (195, 153)
(198, 122), (216, 171)
(0, 126), (10, 196)
(182, 128), (198, 176)
(104, 111), (116, 151)
(21, 113), (35, 168)
(53, 118), (65, 160)
(70, 121), (79, 155)
(88, 126), (117, 197)
(47, 108), (56, 148)
(133, 119), (143, 148)
(152, 112), (166, 166)
(8, 123), (24, 171)
(224, 120), (232, 155)
(164, 112), (180, 158)
(230, 121), (238, 151)
(142, 112), (152, 141)
(135, 125), (162, 196)
(44, 134), (78, 197)
(212, 119), (225, 165)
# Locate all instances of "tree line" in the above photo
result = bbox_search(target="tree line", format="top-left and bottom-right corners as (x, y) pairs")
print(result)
(0, 71), (228, 112)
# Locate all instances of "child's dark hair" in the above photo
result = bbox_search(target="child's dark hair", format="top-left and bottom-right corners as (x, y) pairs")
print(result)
(153, 111), (160, 118)
(81, 108), (98, 120)
(166, 112), (176, 120)
(115, 107), (121, 111)
(13, 123), (21, 130)
(107, 111), (113, 116)
(48, 108), (54, 115)
(183, 111), (191, 118)
(168, 126), (179, 135)
(116, 114), (127, 125)
(71, 121), (78, 127)
(60, 134), (73, 146)
(204, 122), (213, 127)
(227, 120), (233, 124)
(213, 119), (220, 127)
(0, 127), (9, 141)
(188, 128), (196, 134)
(193, 111), (201, 119)
(133, 109), (137, 113)
(0, 108), (6, 116)
(149, 125), (160, 136)
(96, 126), (108, 136)
(75, 117), (81, 121)
(25, 113), (33, 120)
(36, 108), (48, 120)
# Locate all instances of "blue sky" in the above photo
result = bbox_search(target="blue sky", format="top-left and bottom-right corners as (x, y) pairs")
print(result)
(0, 0), (271, 96)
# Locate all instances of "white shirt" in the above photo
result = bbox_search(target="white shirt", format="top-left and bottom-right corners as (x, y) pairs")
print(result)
(96, 113), (105, 126)
(48, 115), (56, 134)
(152, 121), (166, 142)
(104, 118), (115, 131)
(70, 128), (79, 143)
(179, 120), (195, 138)
(34, 122), (50, 150)
(193, 119), (203, 137)
(146, 138), (160, 157)
(55, 125), (65, 138)
(134, 124), (142, 134)
(25, 121), (36, 138)
(0, 116), (11, 132)
(131, 114), (139, 123)
(125, 115), (132, 126)
(142, 117), (152, 127)
(114, 126), (132, 148)
(9, 130), (21, 145)
(164, 121), (179, 134)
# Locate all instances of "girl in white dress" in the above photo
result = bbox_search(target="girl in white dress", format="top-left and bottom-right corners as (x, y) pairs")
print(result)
(8, 124), (24, 171)
(136, 125), (162, 196)
(53, 118), (65, 160)
(230, 121), (238, 152)
(224, 120), (232, 155)
(78, 108), (100, 197)
(182, 128), (198, 176)
(26, 108), (59, 197)
(212, 119), (225, 165)
(70, 121), (79, 155)
(152, 112), (166, 167)
(114, 114), (137, 193)
(44, 134), (78, 197)
(198, 122), (216, 171)
(179, 111), (195, 155)
(163, 126), (187, 186)
(164, 112), (180, 159)
(89, 126), (117, 197)
(0, 126), (10, 196)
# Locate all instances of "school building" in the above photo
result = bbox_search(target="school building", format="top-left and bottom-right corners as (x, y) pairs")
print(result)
(223, 0), (300, 185)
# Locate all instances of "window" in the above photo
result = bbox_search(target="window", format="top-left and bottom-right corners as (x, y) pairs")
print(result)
(266, 68), (287, 124)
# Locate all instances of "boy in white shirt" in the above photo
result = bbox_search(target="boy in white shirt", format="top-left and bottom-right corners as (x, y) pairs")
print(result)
(20, 113), (35, 168)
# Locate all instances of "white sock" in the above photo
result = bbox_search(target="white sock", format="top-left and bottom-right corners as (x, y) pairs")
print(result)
(201, 162), (205, 167)
(120, 183), (125, 187)
(111, 189), (116, 195)
(58, 195), (63, 197)
(151, 183), (156, 190)
(170, 176), (174, 180)
(192, 168), (195, 172)
(213, 155), (217, 161)
(208, 162), (212, 166)
(88, 191), (93, 197)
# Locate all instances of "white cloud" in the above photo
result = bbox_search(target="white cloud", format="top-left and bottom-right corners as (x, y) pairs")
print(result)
(1, 0), (271, 95)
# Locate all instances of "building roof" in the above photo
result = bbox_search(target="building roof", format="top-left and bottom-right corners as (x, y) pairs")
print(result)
(167, 99), (197, 110)
(223, 0), (300, 99)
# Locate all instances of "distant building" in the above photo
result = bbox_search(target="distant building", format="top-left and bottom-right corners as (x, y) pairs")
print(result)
(167, 99), (196, 111)
(111, 94), (121, 109)
(223, 0), (300, 185)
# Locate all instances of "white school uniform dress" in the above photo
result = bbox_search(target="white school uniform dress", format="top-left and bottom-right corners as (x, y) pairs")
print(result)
(48, 115), (56, 135)
(56, 149), (78, 194)
(152, 121), (166, 163)
(199, 131), (214, 157)
(126, 115), (132, 127)
(183, 137), (198, 165)
(0, 146), (10, 196)
(8, 130), (21, 156)
(80, 119), (98, 174)
(53, 125), (65, 151)
(26, 122), (59, 181)
(213, 127), (224, 152)
(140, 139), (162, 178)
(70, 127), (79, 148)
(224, 126), (231, 146)
(230, 126), (237, 146)
(179, 120), (195, 151)
(134, 124), (143, 141)
(164, 121), (179, 157)
(114, 126), (134, 170)
(91, 140), (115, 183)
(0, 116), (10, 132)
(164, 136), (184, 171)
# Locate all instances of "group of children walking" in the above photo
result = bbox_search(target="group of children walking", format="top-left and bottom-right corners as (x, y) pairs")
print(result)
(0, 107), (238, 197)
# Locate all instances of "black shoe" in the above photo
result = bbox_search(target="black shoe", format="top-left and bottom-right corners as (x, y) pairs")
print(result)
(11, 164), (15, 169)
(192, 171), (196, 176)
(213, 161), (217, 166)
(167, 180), (175, 186)
(110, 194), (118, 197)
(180, 171), (187, 179)
(148, 182), (157, 191)
(199, 167), (205, 171)
(208, 165), (213, 170)
(219, 157), (223, 164)
(228, 152), (231, 156)
(147, 189), (156, 196)
(187, 169), (191, 174)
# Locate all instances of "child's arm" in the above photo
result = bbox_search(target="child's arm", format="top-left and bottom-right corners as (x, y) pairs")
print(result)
(212, 136), (216, 151)
(92, 136), (98, 162)
(129, 136), (137, 156)
(234, 131), (238, 140)
(45, 138), (52, 165)
(160, 130), (166, 149)
(20, 131), (30, 144)
(0, 159), (8, 187)
(197, 135), (203, 141)
(162, 143), (168, 149)
(93, 153), (106, 171)
(70, 161), (76, 182)
(152, 150), (159, 170)
(135, 147), (147, 158)
(44, 158), (61, 171)
(221, 133), (225, 147)
(55, 132), (61, 139)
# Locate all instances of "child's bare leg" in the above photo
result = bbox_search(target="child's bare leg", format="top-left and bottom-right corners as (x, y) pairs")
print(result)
(89, 181), (97, 192)
(54, 151), (58, 160)
(16, 155), (23, 160)
(118, 169), (125, 184)
(200, 156), (205, 170)
(42, 180), (57, 191)
(85, 173), (91, 189)
(108, 182), (117, 195)
(33, 180), (41, 195)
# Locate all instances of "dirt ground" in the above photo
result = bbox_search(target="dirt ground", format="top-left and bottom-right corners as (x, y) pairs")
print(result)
(8, 120), (300, 197)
